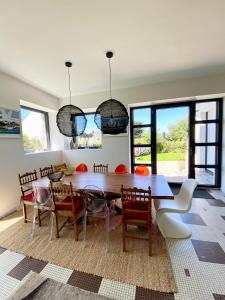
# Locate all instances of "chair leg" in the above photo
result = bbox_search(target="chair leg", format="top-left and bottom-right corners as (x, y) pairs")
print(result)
(122, 223), (126, 252)
(54, 213), (59, 238)
(23, 203), (27, 223)
(148, 227), (152, 256)
(37, 209), (41, 227)
(73, 216), (78, 241)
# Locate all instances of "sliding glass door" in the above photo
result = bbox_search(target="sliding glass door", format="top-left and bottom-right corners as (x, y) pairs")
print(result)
(130, 98), (223, 187)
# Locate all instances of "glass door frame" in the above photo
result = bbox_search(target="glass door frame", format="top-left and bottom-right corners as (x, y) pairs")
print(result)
(130, 98), (223, 188)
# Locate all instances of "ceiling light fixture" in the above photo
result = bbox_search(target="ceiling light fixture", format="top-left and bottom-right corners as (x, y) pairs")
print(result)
(94, 51), (129, 135)
(56, 62), (87, 142)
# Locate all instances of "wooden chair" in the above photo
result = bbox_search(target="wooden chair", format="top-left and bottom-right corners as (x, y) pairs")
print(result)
(53, 163), (68, 172)
(40, 165), (54, 178)
(93, 163), (108, 173)
(121, 185), (152, 256)
(50, 182), (84, 241)
(18, 170), (41, 224)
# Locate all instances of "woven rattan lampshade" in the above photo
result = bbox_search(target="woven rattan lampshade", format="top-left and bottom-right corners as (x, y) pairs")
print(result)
(94, 98), (129, 134)
(56, 62), (87, 138)
(94, 52), (129, 135)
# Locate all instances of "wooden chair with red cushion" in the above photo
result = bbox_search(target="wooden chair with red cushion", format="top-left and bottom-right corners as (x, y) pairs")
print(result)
(75, 163), (88, 172)
(50, 182), (84, 241)
(40, 165), (54, 178)
(115, 164), (129, 174)
(121, 185), (152, 256)
(93, 163), (108, 173)
(18, 170), (41, 224)
(134, 165), (150, 175)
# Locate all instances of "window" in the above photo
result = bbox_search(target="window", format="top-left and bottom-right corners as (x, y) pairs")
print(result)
(21, 106), (50, 154)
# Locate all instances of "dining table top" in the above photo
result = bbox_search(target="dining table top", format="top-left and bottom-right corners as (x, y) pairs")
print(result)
(37, 172), (174, 200)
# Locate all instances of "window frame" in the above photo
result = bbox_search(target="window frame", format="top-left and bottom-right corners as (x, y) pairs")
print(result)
(21, 105), (50, 153)
(130, 98), (223, 188)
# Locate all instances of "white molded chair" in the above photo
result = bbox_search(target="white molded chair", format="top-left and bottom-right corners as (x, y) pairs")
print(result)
(155, 179), (197, 239)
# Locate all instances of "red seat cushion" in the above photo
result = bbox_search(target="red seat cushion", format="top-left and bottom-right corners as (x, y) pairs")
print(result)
(55, 196), (84, 211)
(21, 193), (33, 202)
(115, 164), (128, 174)
(123, 202), (150, 222)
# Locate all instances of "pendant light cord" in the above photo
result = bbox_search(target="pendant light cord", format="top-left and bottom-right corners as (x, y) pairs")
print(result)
(67, 66), (72, 106)
(108, 57), (112, 99)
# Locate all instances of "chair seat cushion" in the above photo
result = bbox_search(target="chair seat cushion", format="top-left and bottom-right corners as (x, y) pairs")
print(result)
(55, 196), (84, 211)
(123, 202), (150, 222)
(21, 193), (33, 202)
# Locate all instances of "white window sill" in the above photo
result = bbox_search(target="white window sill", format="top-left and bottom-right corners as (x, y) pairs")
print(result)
(24, 150), (61, 156)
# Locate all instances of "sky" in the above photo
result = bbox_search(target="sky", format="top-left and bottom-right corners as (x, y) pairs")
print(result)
(134, 107), (188, 132)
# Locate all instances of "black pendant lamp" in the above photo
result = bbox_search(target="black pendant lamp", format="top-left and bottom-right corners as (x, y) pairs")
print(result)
(56, 62), (87, 141)
(94, 52), (129, 135)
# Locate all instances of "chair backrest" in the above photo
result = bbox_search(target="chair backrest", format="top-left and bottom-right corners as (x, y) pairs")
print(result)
(93, 163), (108, 173)
(40, 165), (54, 178)
(134, 165), (150, 175)
(75, 163), (88, 172)
(50, 182), (82, 211)
(18, 170), (38, 186)
(18, 170), (38, 196)
(53, 163), (68, 172)
(121, 185), (151, 204)
(176, 179), (197, 211)
(115, 164), (128, 174)
(83, 185), (106, 214)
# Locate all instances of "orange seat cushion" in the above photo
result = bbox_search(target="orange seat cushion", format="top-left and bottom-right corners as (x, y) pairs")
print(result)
(115, 164), (128, 174)
(21, 193), (33, 202)
(123, 202), (150, 222)
(75, 163), (88, 172)
(55, 196), (84, 211)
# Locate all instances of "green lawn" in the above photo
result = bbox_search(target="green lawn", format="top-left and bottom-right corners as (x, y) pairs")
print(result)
(136, 152), (185, 162)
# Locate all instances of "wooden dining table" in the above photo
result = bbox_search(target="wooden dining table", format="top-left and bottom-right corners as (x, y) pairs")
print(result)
(36, 172), (174, 200)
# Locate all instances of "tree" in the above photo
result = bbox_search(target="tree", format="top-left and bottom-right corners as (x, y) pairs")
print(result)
(167, 119), (188, 141)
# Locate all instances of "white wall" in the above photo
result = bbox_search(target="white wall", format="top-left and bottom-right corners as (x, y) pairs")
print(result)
(60, 73), (225, 187)
(0, 71), (63, 217)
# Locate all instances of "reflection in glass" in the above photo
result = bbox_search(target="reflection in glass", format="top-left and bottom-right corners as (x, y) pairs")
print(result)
(195, 123), (216, 143)
(196, 102), (216, 121)
(195, 168), (215, 185)
(195, 146), (216, 165)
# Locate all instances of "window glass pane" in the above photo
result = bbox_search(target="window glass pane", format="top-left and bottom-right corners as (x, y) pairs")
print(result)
(134, 127), (150, 145)
(77, 114), (102, 149)
(195, 123), (216, 143)
(134, 147), (151, 164)
(21, 107), (49, 154)
(195, 168), (215, 185)
(195, 146), (216, 165)
(133, 108), (151, 125)
(196, 102), (217, 121)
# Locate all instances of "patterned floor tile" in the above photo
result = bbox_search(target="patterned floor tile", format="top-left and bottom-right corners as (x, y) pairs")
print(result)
(8, 256), (48, 280)
(99, 278), (136, 300)
(40, 263), (73, 284)
(0, 247), (6, 255)
(206, 199), (225, 207)
(67, 270), (102, 293)
(135, 286), (174, 299)
(191, 240), (225, 264)
(0, 250), (25, 274)
(213, 294), (225, 300)
(181, 213), (206, 226)
(0, 271), (20, 299)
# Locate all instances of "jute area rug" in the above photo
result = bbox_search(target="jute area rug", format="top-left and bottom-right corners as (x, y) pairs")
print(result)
(0, 210), (177, 293)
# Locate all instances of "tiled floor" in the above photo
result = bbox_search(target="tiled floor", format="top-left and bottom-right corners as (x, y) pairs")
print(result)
(0, 192), (225, 299)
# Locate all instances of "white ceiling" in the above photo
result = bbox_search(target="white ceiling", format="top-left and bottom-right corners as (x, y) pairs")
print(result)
(1, 0), (225, 98)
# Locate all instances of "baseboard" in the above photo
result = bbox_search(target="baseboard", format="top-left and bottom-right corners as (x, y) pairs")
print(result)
(0, 204), (21, 219)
